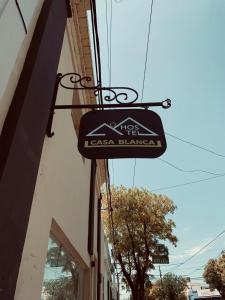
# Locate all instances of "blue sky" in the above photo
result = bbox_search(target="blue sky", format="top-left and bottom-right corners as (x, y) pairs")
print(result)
(96, 0), (225, 295)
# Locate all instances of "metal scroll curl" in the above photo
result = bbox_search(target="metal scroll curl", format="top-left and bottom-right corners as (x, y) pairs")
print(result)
(58, 72), (139, 104)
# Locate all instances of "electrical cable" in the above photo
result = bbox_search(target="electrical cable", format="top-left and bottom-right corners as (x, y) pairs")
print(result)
(103, 160), (117, 282)
(188, 266), (205, 277)
(158, 158), (224, 176)
(132, 0), (154, 186)
(90, 1), (101, 105)
(90, 7), (98, 78)
(90, 0), (103, 104)
(95, 0), (120, 288)
(111, 160), (115, 185)
(15, 0), (27, 34)
(151, 173), (225, 192)
(109, 0), (113, 87)
(169, 228), (225, 272)
(162, 248), (225, 276)
(91, 1), (120, 294)
(103, 160), (115, 245)
(105, 0), (113, 102)
(141, 0), (154, 102)
(169, 247), (225, 257)
(132, 159), (137, 187)
(91, 3), (114, 243)
(166, 132), (225, 158)
(187, 249), (225, 276)
(104, 159), (121, 296)
(105, 0), (110, 84)
(105, 0), (115, 188)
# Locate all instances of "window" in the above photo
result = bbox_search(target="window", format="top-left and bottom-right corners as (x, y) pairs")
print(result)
(41, 234), (83, 300)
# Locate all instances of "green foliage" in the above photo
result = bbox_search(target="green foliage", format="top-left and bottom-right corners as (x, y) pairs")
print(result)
(43, 243), (79, 300)
(43, 277), (75, 300)
(102, 186), (178, 300)
(203, 251), (225, 299)
(149, 273), (188, 300)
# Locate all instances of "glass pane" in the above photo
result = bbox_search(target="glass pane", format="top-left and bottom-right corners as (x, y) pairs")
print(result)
(41, 234), (82, 300)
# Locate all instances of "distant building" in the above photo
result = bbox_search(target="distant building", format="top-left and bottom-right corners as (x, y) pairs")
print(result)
(187, 282), (221, 300)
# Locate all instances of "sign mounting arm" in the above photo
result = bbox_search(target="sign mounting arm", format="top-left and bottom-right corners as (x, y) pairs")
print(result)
(46, 72), (171, 137)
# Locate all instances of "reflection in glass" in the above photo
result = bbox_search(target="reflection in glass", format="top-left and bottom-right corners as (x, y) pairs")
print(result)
(41, 235), (82, 300)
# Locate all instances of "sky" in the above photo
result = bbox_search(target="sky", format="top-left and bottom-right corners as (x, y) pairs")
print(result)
(95, 0), (225, 297)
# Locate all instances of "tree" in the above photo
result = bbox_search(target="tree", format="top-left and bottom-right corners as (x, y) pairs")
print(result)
(203, 251), (225, 299)
(102, 186), (178, 300)
(149, 273), (188, 300)
(44, 277), (77, 300)
(43, 242), (80, 300)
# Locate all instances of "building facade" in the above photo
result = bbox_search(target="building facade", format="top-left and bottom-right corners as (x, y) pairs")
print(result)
(0, 0), (116, 299)
(187, 283), (221, 300)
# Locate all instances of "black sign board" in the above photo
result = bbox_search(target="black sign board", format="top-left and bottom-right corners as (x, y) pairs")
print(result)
(78, 109), (166, 159)
(155, 244), (169, 255)
(152, 255), (169, 264)
(152, 244), (169, 264)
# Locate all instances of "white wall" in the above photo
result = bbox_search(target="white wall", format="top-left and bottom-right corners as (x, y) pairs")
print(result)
(0, 0), (43, 131)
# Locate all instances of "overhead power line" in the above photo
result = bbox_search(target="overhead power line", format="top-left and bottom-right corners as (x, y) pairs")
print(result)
(109, 0), (113, 86)
(105, 0), (113, 87)
(158, 158), (224, 176)
(94, 1), (119, 290)
(151, 173), (225, 192)
(105, 0), (115, 186)
(170, 228), (225, 272)
(90, 4), (99, 87)
(141, 0), (154, 102)
(110, 160), (115, 185)
(133, 0), (154, 186)
(105, 0), (110, 84)
(166, 132), (225, 158)
(188, 266), (205, 277)
(188, 249), (225, 276)
(90, 0), (103, 104)
(132, 159), (137, 187)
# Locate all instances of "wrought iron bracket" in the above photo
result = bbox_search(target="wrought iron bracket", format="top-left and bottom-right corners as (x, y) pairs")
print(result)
(46, 73), (172, 137)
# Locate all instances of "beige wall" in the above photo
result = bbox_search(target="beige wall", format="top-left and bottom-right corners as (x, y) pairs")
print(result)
(1, 2), (113, 299)
(14, 25), (95, 299)
(13, 20), (112, 300)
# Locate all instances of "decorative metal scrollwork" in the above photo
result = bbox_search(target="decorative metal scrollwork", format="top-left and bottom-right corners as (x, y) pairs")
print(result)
(58, 72), (139, 104)
(46, 72), (172, 137)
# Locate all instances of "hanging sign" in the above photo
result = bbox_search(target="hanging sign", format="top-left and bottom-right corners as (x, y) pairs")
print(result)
(78, 109), (166, 159)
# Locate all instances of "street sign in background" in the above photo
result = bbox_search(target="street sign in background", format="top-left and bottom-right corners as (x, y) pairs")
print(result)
(152, 255), (169, 264)
(78, 109), (167, 159)
(152, 244), (169, 264)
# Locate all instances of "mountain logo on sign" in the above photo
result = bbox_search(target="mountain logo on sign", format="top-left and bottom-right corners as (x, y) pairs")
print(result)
(86, 123), (123, 137)
(86, 117), (158, 137)
(114, 117), (158, 136)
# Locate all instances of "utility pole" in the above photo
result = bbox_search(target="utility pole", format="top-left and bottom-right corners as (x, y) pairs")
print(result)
(116, 273), (120, 300)
(159, 265), (164, 300)
(159, 265), (163, 284)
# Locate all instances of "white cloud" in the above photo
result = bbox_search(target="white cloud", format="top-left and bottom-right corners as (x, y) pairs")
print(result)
(170, 239), (212, 262)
